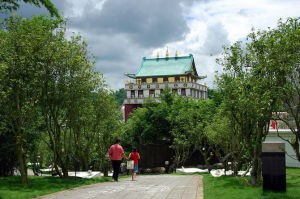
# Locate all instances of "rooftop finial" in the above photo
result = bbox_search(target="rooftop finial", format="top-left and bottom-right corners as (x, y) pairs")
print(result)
(175, 50), (178, 57)
(166, 47), (169, 57)
(156, 52), (160, 58)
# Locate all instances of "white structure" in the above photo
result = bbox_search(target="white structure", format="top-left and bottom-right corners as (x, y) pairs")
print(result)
(266, 129), (300, 168)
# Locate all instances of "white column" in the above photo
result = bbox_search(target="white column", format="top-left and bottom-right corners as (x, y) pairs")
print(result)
(127, 91), (131, 98)
(144, 90), (149, 98)
(155, 89), (160, 97)
(186, 88), (191, 96)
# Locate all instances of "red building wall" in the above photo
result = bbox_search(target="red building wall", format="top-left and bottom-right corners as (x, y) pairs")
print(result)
(124, 104), (142, 121)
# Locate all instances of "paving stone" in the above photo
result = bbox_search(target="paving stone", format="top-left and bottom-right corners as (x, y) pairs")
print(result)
(39, 175), (203, 199)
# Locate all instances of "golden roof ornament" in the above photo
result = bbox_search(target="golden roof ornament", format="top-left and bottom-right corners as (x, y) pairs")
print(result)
(166, 47), (169, 57)
(175, 50), (178, 57)
(156, 52), (160, 58)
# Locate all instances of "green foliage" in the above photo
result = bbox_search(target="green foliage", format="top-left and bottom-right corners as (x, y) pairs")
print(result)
(113, 88), (126, 106)
(0, 15), (123, 182)
(0, 130), (18, 176)
(249, 18), (300, 161)
(0, 15), (63, 184)
(215, 17), (300, 184)
(124, 88), (218, 167)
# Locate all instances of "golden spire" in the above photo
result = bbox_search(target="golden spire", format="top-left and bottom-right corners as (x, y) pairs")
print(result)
(156, 52), (160, 58)
(175, 50), (178, 57)
(166, 47), (169, 57)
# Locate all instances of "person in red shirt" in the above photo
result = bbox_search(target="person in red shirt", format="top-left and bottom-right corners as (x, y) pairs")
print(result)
(127, 147), (140, 181)
(109, 139), (127, 182)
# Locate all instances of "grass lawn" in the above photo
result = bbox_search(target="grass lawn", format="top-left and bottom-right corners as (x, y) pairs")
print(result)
(0, 175), (128, 199)
(203, 168), (300, 199)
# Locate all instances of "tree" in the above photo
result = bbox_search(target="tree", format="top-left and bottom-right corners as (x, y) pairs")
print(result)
(249, 18), (300, 161)
(0, 15), (61, 184)
(168, 97), (195, 167)
(124, 91), (172, 146)
(124, 88), (218, 168)
(113, 88), (126, 107)
(205, 105), (247, 175)
(217, 39), (280, 185)
(37, 29), (106, 178)
(0, 0), (60, 18)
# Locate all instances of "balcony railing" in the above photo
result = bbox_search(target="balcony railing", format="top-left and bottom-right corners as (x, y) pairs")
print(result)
(125, 81), (207, 91)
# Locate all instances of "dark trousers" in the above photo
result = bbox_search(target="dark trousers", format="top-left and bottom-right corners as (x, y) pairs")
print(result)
(112, 160), (122, 181)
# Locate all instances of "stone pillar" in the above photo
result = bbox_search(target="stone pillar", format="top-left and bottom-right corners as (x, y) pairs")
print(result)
(262, 141), (286, 192)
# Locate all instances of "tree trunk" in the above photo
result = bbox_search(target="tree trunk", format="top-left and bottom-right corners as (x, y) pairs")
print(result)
(16, 143), (28, 185)
(251, 130), (262, 186)
(62, 166), (68, 178)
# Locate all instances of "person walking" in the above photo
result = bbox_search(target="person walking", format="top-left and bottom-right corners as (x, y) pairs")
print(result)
(127, 147), (140, 181)
(109, 139), (127, 182)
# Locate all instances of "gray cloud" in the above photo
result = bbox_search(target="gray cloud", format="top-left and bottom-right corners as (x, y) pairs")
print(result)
(70, 0), (189, 48)
(64, 0), (195, 90)
(200, 22), (230, 55)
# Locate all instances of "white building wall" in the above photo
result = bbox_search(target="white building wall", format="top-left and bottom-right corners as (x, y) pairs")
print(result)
(266, 130), (300, 168)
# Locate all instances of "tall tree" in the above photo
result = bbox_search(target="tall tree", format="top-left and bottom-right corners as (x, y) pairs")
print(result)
(0, 15), (61, 184)
(217, 39), (279, 185)
(249, 18), (300, 161)
(38, 31), (104, 178)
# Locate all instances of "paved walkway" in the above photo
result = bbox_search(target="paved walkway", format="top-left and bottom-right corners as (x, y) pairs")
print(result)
(40, 175), (203, 199)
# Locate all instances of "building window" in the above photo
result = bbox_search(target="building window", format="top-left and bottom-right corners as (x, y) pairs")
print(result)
(180, 76), (186, 82)
(163, 77), (168, 82)
(146, 78), (152, 83)
(158, 77), (163, 83)
(131, 90), (135, 98)
(181, 88), (186, 96)
(138, 90), (143, 98)
(153, 78), (157, 83)
(168, 77), (175, 83)
(175, 76), (180, 82)
(150, 90), (155, 97)
(160, 89), (163, 94)
(142, 78), (146, 83)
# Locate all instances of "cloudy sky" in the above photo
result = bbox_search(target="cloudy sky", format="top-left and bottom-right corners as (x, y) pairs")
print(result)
(6, 0), (300, 90)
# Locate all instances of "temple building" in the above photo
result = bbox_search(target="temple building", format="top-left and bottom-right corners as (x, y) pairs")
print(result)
(123, 51), (208, 121)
